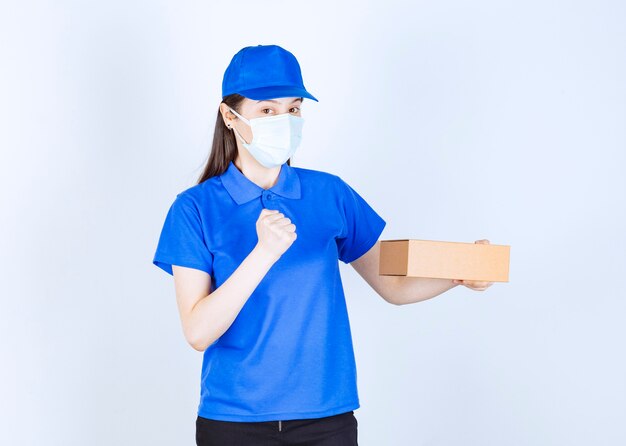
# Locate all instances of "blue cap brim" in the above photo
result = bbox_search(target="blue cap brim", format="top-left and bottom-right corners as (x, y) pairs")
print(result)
(230, 85), (319, 102)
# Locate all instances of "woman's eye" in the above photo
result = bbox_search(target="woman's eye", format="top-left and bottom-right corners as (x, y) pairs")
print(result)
(260, 107), (300, 115)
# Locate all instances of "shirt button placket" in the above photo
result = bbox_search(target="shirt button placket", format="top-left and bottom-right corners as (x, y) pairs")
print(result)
(262, 191), (274, 207)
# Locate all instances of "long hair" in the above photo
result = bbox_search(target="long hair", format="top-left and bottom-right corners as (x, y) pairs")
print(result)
(196, 93), (293, 184)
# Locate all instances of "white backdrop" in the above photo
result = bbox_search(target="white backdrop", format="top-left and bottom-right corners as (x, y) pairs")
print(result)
(1, 1), (625, 445)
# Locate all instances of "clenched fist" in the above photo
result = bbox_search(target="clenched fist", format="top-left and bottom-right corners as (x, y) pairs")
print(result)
(255, 208), (297, 260)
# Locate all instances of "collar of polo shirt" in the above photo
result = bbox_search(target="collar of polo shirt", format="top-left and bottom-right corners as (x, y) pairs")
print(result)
(219, 160), (302, 205)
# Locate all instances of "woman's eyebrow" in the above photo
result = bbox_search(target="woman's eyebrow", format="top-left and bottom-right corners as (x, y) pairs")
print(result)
(256, 98), (303, 104)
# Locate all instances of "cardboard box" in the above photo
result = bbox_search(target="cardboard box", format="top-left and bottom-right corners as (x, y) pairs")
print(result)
(379, 239), (510, 282)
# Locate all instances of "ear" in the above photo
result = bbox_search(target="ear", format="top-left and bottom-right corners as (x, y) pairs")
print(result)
(220, 103), (235, 128)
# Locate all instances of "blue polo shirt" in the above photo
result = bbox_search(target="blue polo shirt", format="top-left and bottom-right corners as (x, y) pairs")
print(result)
(153, 160), (386, 422)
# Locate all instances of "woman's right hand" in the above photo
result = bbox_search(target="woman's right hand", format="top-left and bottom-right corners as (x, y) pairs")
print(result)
(255, 208), (297, 260)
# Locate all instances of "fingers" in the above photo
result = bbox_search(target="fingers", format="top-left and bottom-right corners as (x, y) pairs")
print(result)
(259, 208), (279, 220)
(262, 209), (287, 223)
(472, 281), (490, 288)
(260, 209), (296, 232)
(461, 240), (491, 290)
(472, 281), (493, 291)
(453, 279), (494, 291)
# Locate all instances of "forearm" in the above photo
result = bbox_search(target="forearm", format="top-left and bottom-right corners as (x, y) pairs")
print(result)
(386, 276), (459, 305)
(188, 244), (278, 351)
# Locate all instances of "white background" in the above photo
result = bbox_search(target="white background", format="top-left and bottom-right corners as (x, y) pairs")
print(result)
(1, 1), (625, 444)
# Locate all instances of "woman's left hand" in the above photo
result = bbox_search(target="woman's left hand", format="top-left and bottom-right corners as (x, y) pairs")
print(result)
(452, 239), (494, 291)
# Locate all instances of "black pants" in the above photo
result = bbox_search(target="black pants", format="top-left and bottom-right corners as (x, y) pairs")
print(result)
(196, 410), (358, 445)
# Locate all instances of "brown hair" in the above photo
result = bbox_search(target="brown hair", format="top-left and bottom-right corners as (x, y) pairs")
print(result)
(196, 94), (298, 184)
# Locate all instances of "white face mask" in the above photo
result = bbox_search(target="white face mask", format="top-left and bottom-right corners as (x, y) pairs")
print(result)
(228, 107), (304, 168)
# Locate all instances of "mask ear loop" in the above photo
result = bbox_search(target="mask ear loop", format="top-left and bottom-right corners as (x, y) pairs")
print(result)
(232, 126), (249, 145)
(229, 107), (250, 126)
(228, 108), (251, 145)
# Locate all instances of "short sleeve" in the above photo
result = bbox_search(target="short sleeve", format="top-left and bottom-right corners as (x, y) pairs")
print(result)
(152, 193), (214, 276)
(335, 176), (387, 264)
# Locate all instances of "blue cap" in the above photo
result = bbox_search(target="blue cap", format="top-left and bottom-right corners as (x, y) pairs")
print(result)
(222, 45), (319, 102)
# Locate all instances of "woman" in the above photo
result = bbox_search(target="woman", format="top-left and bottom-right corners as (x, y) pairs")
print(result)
(153, 44), (493, 446)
